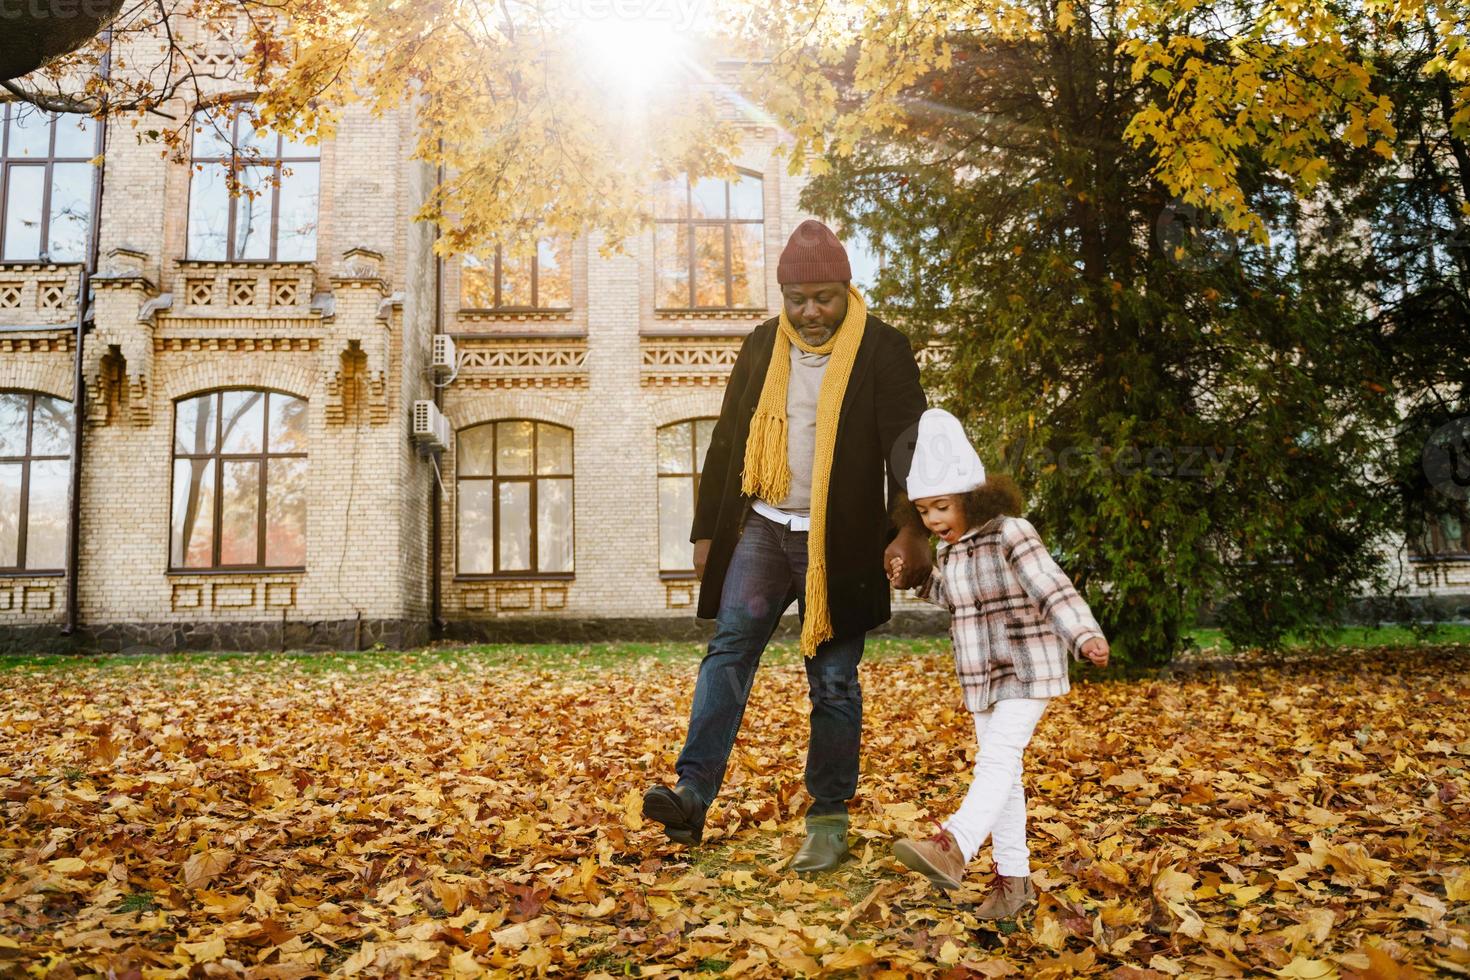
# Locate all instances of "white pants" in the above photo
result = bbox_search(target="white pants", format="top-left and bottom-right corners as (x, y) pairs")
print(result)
(942, 697), (1050, 876)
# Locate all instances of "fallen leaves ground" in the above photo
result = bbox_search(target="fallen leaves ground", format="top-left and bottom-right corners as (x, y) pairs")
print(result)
(0, 640), (1467, 979)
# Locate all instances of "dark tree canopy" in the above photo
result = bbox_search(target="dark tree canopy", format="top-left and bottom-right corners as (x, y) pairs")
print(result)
(0, 0), (126, 81)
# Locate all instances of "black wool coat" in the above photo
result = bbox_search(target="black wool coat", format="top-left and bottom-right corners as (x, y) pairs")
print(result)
(689, 313), (929, 638)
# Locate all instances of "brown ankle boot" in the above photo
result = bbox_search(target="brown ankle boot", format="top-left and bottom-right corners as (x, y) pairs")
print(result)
(892, 825), (965, 892)
(975, 874), (1036, 919)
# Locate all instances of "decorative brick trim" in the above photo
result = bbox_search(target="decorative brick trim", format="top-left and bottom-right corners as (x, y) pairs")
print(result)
(450, 376), (590, 390)
(0, 350), (74, 400)
(654, 309), (767, 320)
(443, 391), (583, 431)
(161, 355), (318, 403)
(1413, 563), (1470, 589)
(155, 337), (320, 352)
(640, 337), (740, 387)
(649, 389), (725, 428)
(457, 310), (575, 324)
(0, 578), (66, 626)
(448, 581), (574, 616)
(452, 339), (590, 390)
(0, 335), (73, 354)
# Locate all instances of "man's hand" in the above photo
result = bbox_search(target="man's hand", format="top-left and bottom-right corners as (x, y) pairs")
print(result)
(883, 526), (931, 590)
(693, 539), (711, 581)
(1080, 637), (1109, 667)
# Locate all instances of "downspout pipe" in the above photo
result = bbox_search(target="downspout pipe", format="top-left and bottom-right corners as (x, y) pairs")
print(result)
(63, 31), (112, 637)
(430, 156), (445, 637)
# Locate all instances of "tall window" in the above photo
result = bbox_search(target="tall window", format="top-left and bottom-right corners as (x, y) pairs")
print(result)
(0, 107), (97, 263)
(657, 418), (715, 573)
(1410, 505), (1470, 559)
(0, 392), (72, 572)
(655, 171), (765, 309)
(457, 421), (573, 575)
(187, 105), (319, 262)
(461, 239), (572, 310)
(171, 390), (308, 569)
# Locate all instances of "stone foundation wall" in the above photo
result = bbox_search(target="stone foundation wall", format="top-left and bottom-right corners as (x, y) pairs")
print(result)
(0, 618), (431, 655)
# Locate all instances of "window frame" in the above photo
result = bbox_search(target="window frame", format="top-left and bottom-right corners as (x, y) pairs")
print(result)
(167, 388), (308, 573)
(459, 241), (574, 313)
(0, 390), (71, 575)
(655, 417), (716, 578)
(454, 419), (575, 580)
(1408, 504), (1470, 562)
(185, 104), (320, 263)
(0, 105), (100, 264)
(654, 169), (766, 312)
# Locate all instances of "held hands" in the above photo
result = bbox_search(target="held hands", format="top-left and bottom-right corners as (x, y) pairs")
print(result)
(1080, 637), (1110, 668)
(884, 527), (931, 590)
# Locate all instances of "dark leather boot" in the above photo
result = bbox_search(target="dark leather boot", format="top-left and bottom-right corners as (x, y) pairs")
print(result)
(789, 812), (851, 873)
(642, 784), (707, 846)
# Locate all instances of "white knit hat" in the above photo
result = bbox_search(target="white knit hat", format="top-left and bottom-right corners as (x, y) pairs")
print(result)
(906, 408), (986, 499)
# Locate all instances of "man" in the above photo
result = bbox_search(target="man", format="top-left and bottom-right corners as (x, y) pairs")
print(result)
(642, 219), (933, 872)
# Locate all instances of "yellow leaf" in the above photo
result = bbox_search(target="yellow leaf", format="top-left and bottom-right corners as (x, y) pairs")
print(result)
(1153, 866), (1196, 903)
(49, 858), (88, 874)
(340, 942), (379, 975)
(823, 944), (878, 970)
(621, 787), (644, 831)
(1033, 913), (1069, 951)
(182, 849), (233, 890)
(882, 801), (922, 821)
(449, 949), (482, 975)
(1444, 871), (1470, 902)
(179, 935), (226, 963)
(1274, 958), (1338, 979)
(1221, 883), (1265, 904)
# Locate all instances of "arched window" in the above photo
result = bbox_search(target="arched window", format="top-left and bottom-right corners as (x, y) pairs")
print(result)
(457, 420), (573, 575)
(657, 418), (716, 573)
(186, 103), (319, 262)
(461, 238), (573, 311)
(170, 390), (307, 569)
(0, 106), (98, 263)
(0, 391), (72, 571)
(654, 171), (764, 310)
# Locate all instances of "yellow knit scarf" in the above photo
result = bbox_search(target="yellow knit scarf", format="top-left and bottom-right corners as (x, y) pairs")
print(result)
(741, 285), (868, 657)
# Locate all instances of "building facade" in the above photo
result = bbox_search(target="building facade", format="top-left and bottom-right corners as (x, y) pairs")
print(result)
(1, 29), (1466, 653)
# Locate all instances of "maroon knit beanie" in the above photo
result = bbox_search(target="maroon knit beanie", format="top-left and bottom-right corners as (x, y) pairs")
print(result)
(777, 219), (852, 285)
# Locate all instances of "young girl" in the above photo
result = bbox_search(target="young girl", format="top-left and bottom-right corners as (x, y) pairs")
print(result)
(887, 409), (1108, 919)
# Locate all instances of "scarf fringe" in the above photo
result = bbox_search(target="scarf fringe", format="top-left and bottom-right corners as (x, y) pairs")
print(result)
(801, 556), (835, 657)
(741, 410), (791, 503)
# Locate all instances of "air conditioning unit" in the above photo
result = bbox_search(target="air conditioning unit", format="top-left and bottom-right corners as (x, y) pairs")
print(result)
(412, 399), (450, 452)
(431, 334), (457, 378)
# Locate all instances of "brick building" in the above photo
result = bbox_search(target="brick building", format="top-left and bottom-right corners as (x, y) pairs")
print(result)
(1, 28), (1466, 653)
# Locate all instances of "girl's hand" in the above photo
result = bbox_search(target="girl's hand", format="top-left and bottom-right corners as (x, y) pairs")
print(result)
(887, 555), (905, 587)
(1081, 637), (1109, 667)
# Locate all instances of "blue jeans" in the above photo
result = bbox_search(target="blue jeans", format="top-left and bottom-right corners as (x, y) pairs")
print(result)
(675, 508), (866, 817)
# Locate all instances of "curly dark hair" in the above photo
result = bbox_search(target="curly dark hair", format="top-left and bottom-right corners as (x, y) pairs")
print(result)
(955, 473), (1025, 530)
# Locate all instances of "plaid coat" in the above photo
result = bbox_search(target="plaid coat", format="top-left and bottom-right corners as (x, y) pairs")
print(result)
(914, 516), (1104, 712)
